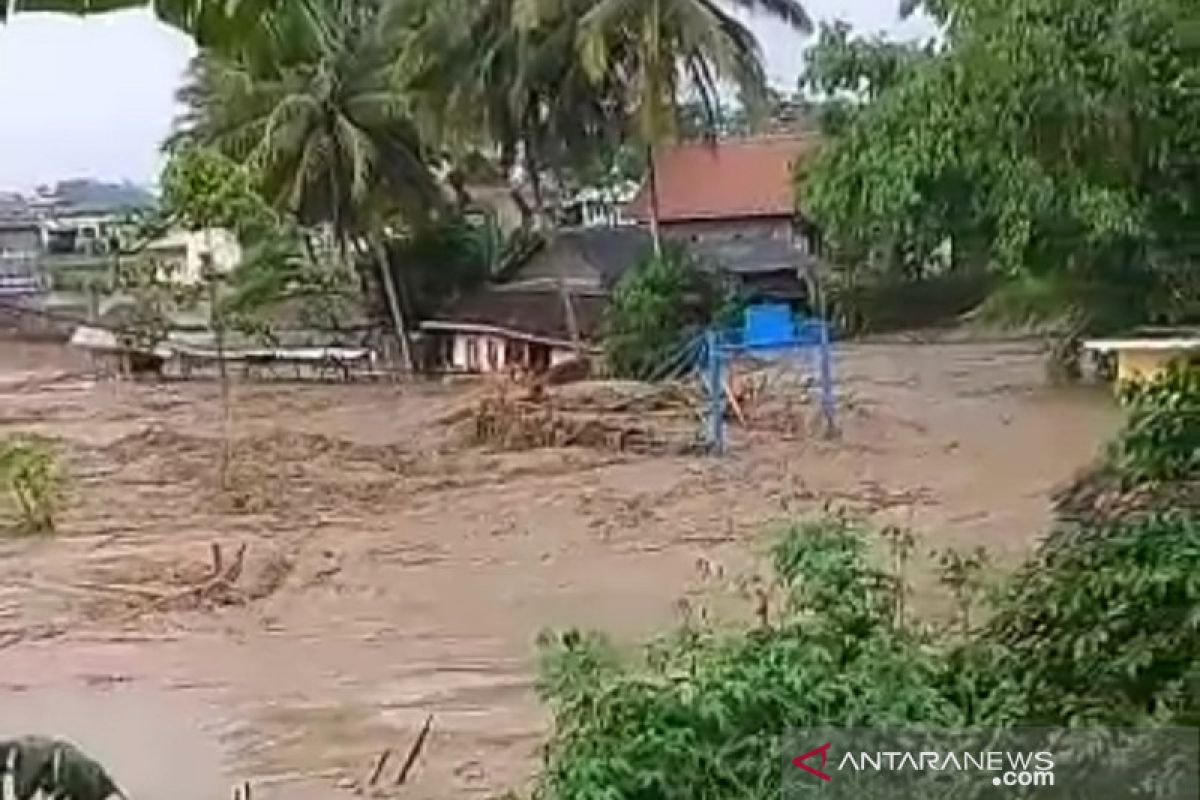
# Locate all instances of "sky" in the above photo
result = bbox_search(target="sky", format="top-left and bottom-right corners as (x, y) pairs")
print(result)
(0, 3), (933, 193)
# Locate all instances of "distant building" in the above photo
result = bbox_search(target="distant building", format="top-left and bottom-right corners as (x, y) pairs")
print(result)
(0, 214), (45, 298)
(559, 182), (640, 229)
(624, 137), (821, 303)
(34, 179), (156, 255)
(143, 228), (242, 284)
(421, 227), (651, 373)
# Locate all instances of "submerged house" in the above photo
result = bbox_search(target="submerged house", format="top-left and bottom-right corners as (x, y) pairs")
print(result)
(420, 227), (650, 373)
(624, 136), (821, 303)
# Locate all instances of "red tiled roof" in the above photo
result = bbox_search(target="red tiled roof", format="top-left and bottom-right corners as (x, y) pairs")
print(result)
(625, 137), (816, 223)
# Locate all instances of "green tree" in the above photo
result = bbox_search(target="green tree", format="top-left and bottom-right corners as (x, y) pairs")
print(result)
(175, 0), (445, 370)
(602, 246), (736, 379)
(802, 0), (1200, 342)
(159, 144), (273, 237)
(577, 0), (812, 255)
(1, 0), (307, 57)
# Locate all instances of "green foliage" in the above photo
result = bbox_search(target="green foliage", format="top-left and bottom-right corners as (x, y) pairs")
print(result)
(222, 226), (362, 336)
(602, 247), (738, 380)
(984, 512), (1200, 727)
(802, 21), (931, 104)
(535, 517), (964, 800)
(535, 371), (1200, 797)
(175, 0), (443, 242)
(0, 436), (63, 535)
(160, 144), (274, 236)
(802, 0), (1200, 331)
(112, 258), (200, 352)
(387, 217), (491, 320)
(1113, 360), (1200, 483)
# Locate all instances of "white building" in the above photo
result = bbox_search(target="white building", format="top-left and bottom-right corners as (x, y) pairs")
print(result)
(143, 228), (242, 284)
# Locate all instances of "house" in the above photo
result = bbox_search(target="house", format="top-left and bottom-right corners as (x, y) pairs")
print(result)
(34, 180), (155, 255)
(420, 227), (651, 373)
(0, 214), (45, 298)
(624, 136), (820, 303)
(559, 181), (640, 229)
(143, 228), (242, 284)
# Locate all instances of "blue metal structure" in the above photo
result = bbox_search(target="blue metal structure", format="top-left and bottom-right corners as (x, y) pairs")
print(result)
(701, 303), (836, 454)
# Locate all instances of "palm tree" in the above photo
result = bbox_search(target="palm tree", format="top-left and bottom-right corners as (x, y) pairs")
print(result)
(403, 0), (627, 210)
(577, 0), (812, 255)
(175, 0), (444, 370)
(403, 0), (631, 346)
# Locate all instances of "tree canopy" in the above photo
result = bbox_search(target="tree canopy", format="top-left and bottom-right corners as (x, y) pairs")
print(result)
(801, 0), (1200, 332)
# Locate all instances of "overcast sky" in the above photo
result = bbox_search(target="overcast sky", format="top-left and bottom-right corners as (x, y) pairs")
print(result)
(0, 3), (933, 193)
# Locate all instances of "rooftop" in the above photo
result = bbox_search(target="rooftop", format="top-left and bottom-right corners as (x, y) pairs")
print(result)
(625, 137), (817, 224)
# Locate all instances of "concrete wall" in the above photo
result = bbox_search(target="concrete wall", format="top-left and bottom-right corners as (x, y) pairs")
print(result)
(662, 217), (792, 242)
(0, 227), (41, 258)
(661, 216), (819, 257)
(145, 228), (242, 284)
(445, 331), (570, 374)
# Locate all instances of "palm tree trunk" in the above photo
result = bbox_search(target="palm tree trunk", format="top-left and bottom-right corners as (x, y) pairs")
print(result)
(646, 142), (663, 258)
(370, 234), (414, 373)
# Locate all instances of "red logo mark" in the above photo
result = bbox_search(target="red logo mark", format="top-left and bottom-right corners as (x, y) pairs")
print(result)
(792, 742), (833, 782)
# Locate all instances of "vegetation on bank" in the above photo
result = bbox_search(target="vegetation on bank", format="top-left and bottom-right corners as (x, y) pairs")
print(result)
(602, 247), (740, 380)
(531, 362), (1200, 799)
(0, 435), (64, 535)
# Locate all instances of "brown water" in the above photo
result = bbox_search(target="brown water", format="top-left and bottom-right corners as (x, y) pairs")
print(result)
(0, 339), (1120, 798)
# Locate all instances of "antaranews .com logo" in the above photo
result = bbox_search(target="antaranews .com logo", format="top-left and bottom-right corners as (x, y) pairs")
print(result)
(791, 740), (1054, 789)
(782, 727), (1199, 799)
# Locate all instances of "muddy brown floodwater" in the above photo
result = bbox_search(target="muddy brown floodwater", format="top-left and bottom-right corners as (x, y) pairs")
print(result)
(0, 339), (1119, 799)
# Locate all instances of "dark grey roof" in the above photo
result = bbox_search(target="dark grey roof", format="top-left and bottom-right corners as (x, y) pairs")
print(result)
(563, 226), (652, 287)
(688, 236), (812, 275)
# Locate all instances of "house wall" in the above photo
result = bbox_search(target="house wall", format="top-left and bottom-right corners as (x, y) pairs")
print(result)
(0, 226), (42, 258)
(662, 217), (790, 242)
(444, 331), (571, 374)
(146, 228), (242, 284)
(662, 216), (819, 256)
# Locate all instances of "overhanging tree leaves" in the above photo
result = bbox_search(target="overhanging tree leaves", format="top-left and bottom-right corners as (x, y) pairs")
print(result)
(175, 0), (446, 370)
(802, 0), (1200, 336)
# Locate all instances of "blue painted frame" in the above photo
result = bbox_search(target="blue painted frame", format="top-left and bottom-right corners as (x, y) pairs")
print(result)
(701, 304), (836, 454)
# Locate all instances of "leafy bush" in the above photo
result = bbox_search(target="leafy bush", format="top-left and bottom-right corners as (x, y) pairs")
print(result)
(111, 257), (201, 352)
(1113, 360), (1200, 483)
(387, 217), (491, 320)
(535, 518), (966, 800)
(603, 246), (739, 380)
(0, 436), (64, 534)
(984, 511), (1200, 727)
(223, 226), (363, 337)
